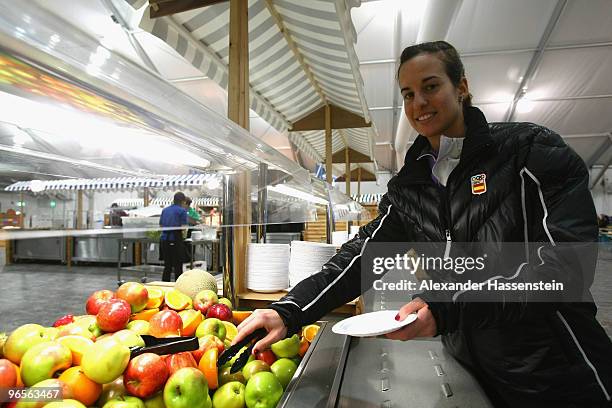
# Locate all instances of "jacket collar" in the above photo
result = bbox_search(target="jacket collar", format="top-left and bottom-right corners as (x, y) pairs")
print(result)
(393, 106), (494, 185)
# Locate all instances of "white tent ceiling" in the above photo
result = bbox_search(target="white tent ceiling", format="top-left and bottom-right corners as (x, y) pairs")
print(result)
(22, 0), (612, 184)
(353, 0), (612, 175)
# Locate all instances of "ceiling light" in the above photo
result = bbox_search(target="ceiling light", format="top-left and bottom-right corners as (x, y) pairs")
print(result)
(516, 98), (535, 114)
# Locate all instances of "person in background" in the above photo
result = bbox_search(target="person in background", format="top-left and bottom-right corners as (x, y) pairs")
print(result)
(159, 192), (187, 281)
(184, 196), (201, 226)
(109, 203), (127, 226)
(233, 41), (612, 407)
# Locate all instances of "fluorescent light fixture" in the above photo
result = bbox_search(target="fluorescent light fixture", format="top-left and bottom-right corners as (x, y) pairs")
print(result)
(0, 91), (210, 169)
(267, 184), (328, 205)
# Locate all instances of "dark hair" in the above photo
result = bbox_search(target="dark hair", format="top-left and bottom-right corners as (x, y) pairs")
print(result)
(397, 41), (472, 109)
(184, 197), (192, 206)
(173, 191), (186, 205)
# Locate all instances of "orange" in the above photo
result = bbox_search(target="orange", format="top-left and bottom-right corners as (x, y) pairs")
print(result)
(232, 311), (252, 326)
(178, 309), (203, 337)
(58, 366), (102, 406)
(198, 347), (218, 390)
(146, 288), (164, 309)
(131, 308), (159, 322)
(302, 324), (320, 343)
(165, 290), (192, 311)
(298, 338), (309, 358)
(56, 335), (94, 365)
(221, 321), (238, 342)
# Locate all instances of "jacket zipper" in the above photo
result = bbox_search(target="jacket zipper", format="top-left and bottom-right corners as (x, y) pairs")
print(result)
(444, 229), (452, 259)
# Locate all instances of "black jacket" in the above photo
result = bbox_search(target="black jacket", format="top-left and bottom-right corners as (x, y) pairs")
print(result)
(270, 107), (612, 407)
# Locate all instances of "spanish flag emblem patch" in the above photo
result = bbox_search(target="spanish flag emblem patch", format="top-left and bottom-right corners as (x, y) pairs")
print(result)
(471, 173), (487, 195)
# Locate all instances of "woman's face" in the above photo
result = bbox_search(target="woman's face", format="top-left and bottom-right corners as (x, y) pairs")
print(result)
(398, 53), (468, 139)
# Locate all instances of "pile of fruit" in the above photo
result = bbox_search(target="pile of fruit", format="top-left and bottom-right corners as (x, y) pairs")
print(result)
(0, 280), (320, 408)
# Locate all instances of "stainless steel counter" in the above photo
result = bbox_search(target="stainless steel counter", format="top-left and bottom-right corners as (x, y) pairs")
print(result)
(13, 237), (66, 262)
(73, 234), (131, 263)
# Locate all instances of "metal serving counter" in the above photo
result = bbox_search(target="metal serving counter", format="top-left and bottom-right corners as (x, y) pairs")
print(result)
(13, 236), (66, 262)
(281, 320), (493, 408)
(73, 234), (131, 263)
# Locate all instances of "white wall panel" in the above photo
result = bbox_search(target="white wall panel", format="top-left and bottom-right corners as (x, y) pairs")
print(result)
(476, 102), (510, 123)
(529, 47), (612, 98)
(514, 99), (612, 136)
(463, 53), (532, 104)
(548, 0), (612, 46)
(369, 110), (395, 143)
(448, 0), (558, 52)
(360, 63), (397, 108)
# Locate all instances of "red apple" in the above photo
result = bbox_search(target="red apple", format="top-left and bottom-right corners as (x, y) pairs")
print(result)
(149, 310), (182, 338)
(165, 352), (197, 376)
(52, 314), (74, 328)
(192, 335), (224, 364)
(206, 304), (233, 322)
(86, 290), (116, 315)
(116, 282), (149, 313)
(256, 349), (277, 367)
(97, 299), (131, 333)
(0, 359), (18, 387)
(193, 290), (218, 315)
(123, 353), (168, 399)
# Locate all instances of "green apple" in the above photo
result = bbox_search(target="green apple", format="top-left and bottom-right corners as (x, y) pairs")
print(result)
(270, 334), (300, 358)
(43, 399), (86, 408)
(270, 358), (297, 389)
(127, 320), (151, 336)
(218, 365), (245, 386)
(244, 372), (282, 408)
(20, 341), (72, 386)
(3, 324), (51, 364)
(82, 338), (130, 384)
(241, 360), (270, 382)
(163, 368), (211, 408)
(103, 395), (145, 408)
(113, 330), (145, 348)
(195, 318), (226, 341)
(0, 332), (8, 357)
(97, 376), (126, 406)
(212, 381), (245, 408)
(217, 298), (233, 310)
(143, 392), (165, 408)
(42, 327), (59, 341)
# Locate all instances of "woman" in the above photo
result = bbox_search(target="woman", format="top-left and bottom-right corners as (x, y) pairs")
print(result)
(234, 41), (612, 407)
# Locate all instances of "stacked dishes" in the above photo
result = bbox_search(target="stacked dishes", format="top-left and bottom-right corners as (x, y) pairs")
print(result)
(289, 241), (337, 288)
(247, 243), (290, 292)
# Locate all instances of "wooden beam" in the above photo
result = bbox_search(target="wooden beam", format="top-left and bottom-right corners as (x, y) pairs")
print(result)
(337, 167), (376, 182)
(143, 187), (150, 207)
(345, 147), (350, 196)
(264, 0), (327, 105)
(292, 105), (370, 131)
(357, 167), (362, 196)
(76, 190), (83, 230)
(332, 147), (372, 164)
(227, 0), (250, 308)
(149, 0), (228, 19)
(325, 105), (332, 184)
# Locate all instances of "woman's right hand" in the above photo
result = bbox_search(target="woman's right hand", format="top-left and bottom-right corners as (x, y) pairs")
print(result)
(233, 309), (287, 355)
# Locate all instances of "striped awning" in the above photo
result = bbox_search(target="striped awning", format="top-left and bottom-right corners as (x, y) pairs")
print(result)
(113, 196), (220, 207)
(126, 0), (376, 169)
(4, 174), (220, 192)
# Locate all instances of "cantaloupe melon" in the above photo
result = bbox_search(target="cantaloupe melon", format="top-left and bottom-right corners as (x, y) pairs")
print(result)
(174, 269), (218, 299)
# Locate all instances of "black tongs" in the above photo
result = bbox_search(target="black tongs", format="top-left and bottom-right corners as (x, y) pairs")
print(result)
(217, 328), (267, 373)
(129, 335), (199, 358)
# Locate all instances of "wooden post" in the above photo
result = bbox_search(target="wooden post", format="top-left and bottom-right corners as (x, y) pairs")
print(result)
(226, 0), (251, 308)
(18, 193), (24, 228)
(357, 167), (362, 196)
(76, 190), (83, 230)
(345, 147), (351, 231)
(144, 187), (150, 207)
(325, 105), (332, 184)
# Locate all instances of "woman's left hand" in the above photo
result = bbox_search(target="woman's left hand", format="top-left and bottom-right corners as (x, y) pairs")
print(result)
(385, 298), (437, 341)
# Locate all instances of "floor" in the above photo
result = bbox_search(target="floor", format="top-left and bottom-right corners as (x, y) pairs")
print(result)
(1, 254), (611, 338)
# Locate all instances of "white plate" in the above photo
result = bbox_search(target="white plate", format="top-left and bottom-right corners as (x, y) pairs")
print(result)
(331, 310), (418, 337)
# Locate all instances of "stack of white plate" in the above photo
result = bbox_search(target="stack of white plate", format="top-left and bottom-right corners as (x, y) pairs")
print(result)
(247, 243), (290, 292)
(289, 241), (337, 288)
